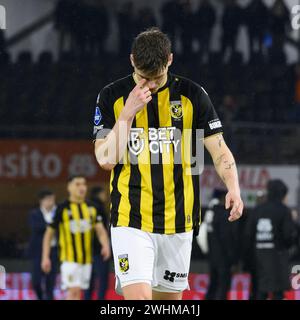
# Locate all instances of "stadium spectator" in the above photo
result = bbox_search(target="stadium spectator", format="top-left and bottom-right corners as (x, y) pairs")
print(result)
(288, 63), (300, 122)
(28, 190), (57, 300)
(117, 1), (135, 55)
(41, 175), (111, 300)
(54, 0), (75, 56)
(134, 7), (158, 35)
(87, 0), (109, 57)
(244, 179), (297, 300)
(194, 0), (216, 61)
(205, 190), (239, 300)
(244, 0), (269, 58)
(84, 186), (110, 300)
(221, 0), (243, 61)
(178, 0), (195, 57)
(219, 95), (239, 126)
(269, 0), (290, 52)
(0, 30), (6, 57)
(160, 0), (181, 49)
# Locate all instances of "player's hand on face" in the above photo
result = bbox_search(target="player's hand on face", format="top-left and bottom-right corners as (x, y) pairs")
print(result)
(41, 257), (51, 274)
(225, 191), (244, 222)
(101, 245), (111, 261)
(124, 78), (152, 117)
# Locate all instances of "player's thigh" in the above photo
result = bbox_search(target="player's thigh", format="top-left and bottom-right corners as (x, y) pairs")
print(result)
(154, 230), (193, 293)
(80, 264), (92, 290)
(110, 226), (155, 297)
(66, 286), (81, 300)
(60, 262), (82, 290)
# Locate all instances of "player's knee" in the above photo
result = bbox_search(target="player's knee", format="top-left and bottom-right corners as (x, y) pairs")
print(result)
(125, 291), (152, 300)
(67, 287), (81, 300)
(123, 283), (152, 300)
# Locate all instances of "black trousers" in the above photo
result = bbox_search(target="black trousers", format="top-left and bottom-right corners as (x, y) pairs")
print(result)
(31, 249), (57, 300)
(256, 291), (284, 300)
(206, 262), (232, 300)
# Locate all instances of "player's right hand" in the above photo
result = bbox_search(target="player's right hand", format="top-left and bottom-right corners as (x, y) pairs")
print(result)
(41, 257), (51, 274)
(124, 79), (152, 117)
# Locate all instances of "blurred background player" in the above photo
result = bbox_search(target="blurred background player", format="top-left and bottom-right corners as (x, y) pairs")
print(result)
(244, 179), (297, 300)
(28, 189), (57, 300)
(84, 186), (110, 300)
(204, 189), (239, 300)
(41, 175), (111, 300)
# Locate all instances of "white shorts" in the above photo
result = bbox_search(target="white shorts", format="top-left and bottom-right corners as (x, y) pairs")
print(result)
(111, 226), (193, 295)
(60, 262), (92, 290)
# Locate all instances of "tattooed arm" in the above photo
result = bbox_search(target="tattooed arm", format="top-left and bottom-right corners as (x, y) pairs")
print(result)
(204, 133), (244, 221)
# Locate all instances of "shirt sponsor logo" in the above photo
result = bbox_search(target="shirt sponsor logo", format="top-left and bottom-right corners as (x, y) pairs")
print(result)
(94, 107), (102, 126)
(93, 124), (104, 135)
(208, 119), (222, 130)
(163, 270), (188, 283)
(128, 127), (180, 155)
(69, 219), (92, 233)
(256, 218), (274, 242)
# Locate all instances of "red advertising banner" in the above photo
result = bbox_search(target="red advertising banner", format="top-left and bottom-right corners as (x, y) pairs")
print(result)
(0, 140), (109, 182)
(1, 273), (299, 300)
(1, 141), (298, 205)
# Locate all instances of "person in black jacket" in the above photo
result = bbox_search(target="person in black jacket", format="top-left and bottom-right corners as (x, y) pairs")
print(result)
(205, 189), (239, 300)
(244, 0), (269, 58)
(194, 0), (216, 61)
(244, 179), (297, 300)
(221, 0), (243, 61)
(28, 189), (58, 300)
(117, 1), (135, 56)
(160, 0), (181, 48)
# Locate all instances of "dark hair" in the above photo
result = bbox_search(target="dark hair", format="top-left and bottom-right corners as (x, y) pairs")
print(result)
(131, 27), (171, 75)
(67, 174), (86, 183)
(267, 179), (288, 202)
(38, 189), (54, 200)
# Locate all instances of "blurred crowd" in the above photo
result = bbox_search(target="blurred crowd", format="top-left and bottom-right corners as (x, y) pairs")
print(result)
(1, 51), (300, 135)
(52, 0), (292, 62)
(0, 0), (298, 131)
(0, 0), (298, 128)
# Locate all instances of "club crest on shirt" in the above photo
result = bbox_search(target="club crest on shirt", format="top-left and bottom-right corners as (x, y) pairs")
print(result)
(170, 101), (183, 120)
(118, 254), (129, 273)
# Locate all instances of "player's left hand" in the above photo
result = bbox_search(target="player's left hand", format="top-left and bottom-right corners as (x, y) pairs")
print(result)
(101, 245), (111, 261)
(225, 191), (244, 222)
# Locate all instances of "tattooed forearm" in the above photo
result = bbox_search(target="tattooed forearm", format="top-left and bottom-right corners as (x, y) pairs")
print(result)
(224, 161), (235, 170)
(214, 153), (226, 166)
(214, 154), (235, 170)
(217, 135), (224, 148)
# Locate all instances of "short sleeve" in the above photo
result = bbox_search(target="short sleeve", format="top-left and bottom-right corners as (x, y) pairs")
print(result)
(48, 205), (63, 229)
(92, 86), (115, 141)
(95, 207), (103, 224)
(196, 86), (223, 138)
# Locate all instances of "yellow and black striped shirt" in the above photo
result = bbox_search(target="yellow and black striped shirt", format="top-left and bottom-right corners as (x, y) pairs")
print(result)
(93, 73), (223, 234)
(49, 200), (102, 264)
